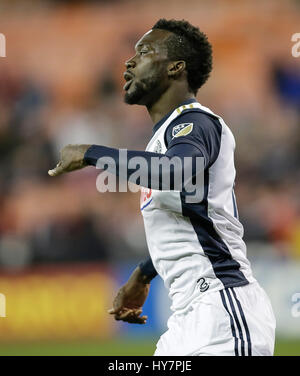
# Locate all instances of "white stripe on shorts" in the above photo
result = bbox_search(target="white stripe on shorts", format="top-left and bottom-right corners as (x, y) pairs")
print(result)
(220, 287), (252, 356)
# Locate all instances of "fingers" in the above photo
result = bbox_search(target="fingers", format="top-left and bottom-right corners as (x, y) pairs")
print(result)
(48, 162), (65, 177)
(117, 309), (142, 321)
(117, 311), (147, 324)
(108, 308), (147, 324)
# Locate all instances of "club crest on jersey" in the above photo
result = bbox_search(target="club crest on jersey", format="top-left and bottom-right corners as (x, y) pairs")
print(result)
(172, 123), (193, 139)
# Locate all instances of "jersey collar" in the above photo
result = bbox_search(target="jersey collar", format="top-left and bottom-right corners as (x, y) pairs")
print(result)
(152, 98), (197, 135)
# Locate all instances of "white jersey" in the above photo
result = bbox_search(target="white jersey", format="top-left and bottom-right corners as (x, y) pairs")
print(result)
(140, 99), (256, 311)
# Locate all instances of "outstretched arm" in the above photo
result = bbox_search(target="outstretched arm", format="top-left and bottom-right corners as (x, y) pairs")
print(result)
(48, 143), (205, 192)
(48, 144), (91, 176)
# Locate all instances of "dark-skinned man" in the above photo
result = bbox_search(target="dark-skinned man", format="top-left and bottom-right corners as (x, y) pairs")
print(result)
(49, 19), (275, 356)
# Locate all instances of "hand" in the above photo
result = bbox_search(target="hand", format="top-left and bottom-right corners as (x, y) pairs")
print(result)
(108, 267), (150, 324)
(48, 144), (91, 177)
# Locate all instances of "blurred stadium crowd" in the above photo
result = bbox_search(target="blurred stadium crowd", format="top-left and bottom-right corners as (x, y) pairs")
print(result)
(0, 0), (299, 271)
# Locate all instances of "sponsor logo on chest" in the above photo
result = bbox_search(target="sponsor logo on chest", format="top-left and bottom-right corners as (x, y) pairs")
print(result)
(140, 187), (152, 210)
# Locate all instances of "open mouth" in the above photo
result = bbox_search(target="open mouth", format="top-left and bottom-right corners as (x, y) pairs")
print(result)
(123, 79), (133, 91)
(123, 71), (134, 91)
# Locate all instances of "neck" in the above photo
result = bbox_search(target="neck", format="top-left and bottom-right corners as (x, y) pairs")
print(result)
(146, 84), (195, 124)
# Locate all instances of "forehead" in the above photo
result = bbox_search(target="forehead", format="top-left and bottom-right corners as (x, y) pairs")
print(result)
(135, 29), (173, 50)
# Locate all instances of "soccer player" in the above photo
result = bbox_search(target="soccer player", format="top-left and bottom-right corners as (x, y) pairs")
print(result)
(48, 19), (276, 356)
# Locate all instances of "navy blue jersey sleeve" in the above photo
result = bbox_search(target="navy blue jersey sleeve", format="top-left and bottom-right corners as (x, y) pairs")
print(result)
(165, 110), (222, 168)
(84, 143), (204, 190)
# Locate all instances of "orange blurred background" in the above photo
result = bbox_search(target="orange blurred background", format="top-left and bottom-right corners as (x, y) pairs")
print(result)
(0, 0), (299, 351)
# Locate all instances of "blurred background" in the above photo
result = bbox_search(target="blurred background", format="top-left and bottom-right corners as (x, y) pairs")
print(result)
(0, 0), (299, 356)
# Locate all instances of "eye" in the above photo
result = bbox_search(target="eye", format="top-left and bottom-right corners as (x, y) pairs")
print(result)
(140, 50), (148, 55)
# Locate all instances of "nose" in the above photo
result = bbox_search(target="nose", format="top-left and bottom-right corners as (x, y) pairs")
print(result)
(125, 56), (136, 69)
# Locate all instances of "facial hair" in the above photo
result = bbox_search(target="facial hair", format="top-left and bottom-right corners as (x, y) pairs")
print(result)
(124, 71), (164, 105)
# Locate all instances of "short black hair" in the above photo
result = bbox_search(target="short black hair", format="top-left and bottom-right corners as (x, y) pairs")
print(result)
(152, 19), (213, 95)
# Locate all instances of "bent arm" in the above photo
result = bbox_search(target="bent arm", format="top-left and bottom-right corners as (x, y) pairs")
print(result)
(108, 263), (154, 324)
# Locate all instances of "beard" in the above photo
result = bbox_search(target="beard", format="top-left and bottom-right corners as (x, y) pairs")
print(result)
(124, 72), (164, 106)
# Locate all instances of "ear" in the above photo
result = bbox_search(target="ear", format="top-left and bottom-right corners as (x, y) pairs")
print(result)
(167, 60), (186, 77)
